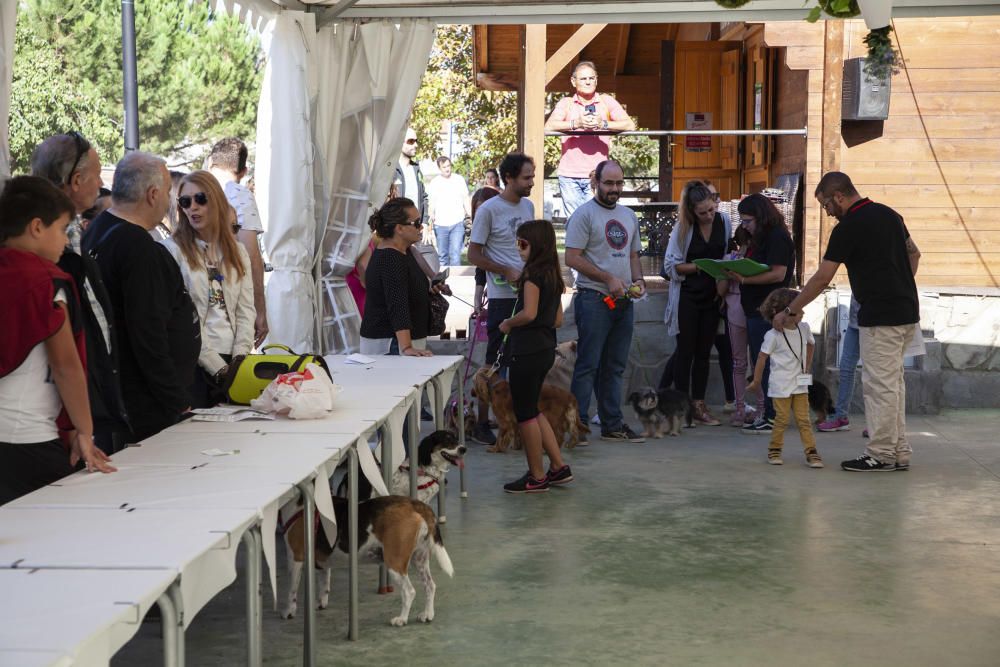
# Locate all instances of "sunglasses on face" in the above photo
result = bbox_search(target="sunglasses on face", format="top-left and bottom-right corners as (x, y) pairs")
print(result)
(405, 138), (417, 145)
(64, 131), (88, 186)
(399, 218), (423, 229)
(516, 238), (530, 250)
(178, 192), (208, 210)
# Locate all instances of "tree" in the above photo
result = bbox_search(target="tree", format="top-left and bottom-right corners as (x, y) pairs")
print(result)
(10, 0), (261, 170)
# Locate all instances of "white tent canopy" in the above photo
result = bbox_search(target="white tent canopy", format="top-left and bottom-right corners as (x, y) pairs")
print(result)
(5, 0), (1000, 351)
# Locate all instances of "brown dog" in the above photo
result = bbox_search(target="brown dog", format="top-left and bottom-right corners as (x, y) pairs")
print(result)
(471, 367), (582, 452)
(543, 340), (577, 393)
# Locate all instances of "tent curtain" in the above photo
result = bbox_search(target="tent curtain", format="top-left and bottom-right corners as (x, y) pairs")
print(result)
(255, 10), (321, 352)
(0, 2), (17, 181)
(312, 19), (435, 353)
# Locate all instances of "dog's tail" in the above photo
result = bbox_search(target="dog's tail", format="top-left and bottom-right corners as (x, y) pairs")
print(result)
(432, 524), (454, 577)
(565, 400), (581, 448)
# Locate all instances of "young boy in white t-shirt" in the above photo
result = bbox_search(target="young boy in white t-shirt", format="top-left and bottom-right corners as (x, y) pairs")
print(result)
(0, 176), (115, 504)
(747, 288), (823, 468)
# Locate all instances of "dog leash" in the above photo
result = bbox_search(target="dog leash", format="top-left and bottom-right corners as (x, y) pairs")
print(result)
(487, 298), (520, 377)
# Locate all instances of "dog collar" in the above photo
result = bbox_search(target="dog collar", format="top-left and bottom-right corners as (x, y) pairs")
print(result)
(398, 464), (441, 490)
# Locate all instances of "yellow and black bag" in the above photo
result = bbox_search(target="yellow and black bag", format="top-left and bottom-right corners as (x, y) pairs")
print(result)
(224, 344), (332, 405)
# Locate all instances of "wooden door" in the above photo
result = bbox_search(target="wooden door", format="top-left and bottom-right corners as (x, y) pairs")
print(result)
(669, 41), (742, 200)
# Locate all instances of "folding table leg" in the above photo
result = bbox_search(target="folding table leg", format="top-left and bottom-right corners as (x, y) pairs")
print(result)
(378, 423), (392, 594)
(408, 400), (420, 499)
(168, 581), (185, 667)
(242, 526), (262, 667)
(295, 482), (316, 667)
(458, 370), (468, 498)
(157, 588), (179, 667)
(347, 446), (360, 641)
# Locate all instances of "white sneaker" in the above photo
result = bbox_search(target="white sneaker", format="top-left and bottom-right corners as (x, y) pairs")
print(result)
(722, 401), (736, 414)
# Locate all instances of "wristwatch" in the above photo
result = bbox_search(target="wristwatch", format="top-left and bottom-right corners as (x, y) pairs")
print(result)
(601, 119), (609, 130)
(783, 306), (798, 317)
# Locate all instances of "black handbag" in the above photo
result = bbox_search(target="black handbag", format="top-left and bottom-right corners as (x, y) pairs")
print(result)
(428, 291), (449, 337)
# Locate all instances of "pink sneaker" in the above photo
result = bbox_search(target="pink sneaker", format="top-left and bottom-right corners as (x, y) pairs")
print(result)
(817, 416), (850, 432)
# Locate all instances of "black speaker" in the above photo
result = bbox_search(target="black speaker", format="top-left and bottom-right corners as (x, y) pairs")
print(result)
(842, 57), (891, 121)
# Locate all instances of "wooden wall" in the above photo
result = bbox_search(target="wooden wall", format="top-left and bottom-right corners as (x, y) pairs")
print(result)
(839, 18), (1000, 288)
(766, 17), (1000, 289)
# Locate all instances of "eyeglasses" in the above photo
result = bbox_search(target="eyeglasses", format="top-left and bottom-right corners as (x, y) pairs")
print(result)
(177, 192), (208, 209)
(516, 238), (530, 250)
(575, 76), (597, 82)
(405, 138), (417, 145)
(64, 131), (88, 186)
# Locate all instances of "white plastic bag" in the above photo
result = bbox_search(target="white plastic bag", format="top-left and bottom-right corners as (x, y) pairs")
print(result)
(250, 363), (341, 419)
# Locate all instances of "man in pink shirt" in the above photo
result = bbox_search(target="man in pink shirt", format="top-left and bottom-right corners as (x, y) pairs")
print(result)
(544, 61), (635, 217)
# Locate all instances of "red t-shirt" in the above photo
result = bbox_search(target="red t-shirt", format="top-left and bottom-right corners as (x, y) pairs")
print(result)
(552, 93), (629, 178)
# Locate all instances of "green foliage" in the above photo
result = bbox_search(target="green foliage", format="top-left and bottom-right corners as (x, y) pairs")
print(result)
(10, 0), (261, 171)
(805, 0), (860, 22)
(862, 26), (901, 80)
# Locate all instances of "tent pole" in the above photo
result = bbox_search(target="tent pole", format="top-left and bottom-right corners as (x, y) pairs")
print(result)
(122, 0), (140, 152)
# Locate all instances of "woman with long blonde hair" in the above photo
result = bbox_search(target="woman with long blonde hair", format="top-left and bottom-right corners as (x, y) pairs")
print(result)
(161, 170), (255, 407)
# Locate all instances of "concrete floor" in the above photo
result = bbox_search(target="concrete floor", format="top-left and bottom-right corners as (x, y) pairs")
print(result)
(113, 409), (1000, 666)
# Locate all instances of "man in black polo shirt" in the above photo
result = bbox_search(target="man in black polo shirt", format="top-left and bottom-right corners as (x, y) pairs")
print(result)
(774, 172), (920, 472)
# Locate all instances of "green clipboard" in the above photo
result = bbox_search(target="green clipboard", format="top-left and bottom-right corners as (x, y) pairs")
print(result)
(693, 258), (769, 281)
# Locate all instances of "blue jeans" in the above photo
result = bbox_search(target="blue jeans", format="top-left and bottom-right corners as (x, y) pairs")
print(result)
(835, 325), (860, 419)
(558, 176), (591, 218)
(570, 289), (634, 432)
(434, 224), (465, 267)
(746, 313), (775, 421)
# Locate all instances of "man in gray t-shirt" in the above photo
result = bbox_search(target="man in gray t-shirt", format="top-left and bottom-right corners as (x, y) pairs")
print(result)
(564, 160), (646, 442)
(467, 153), (537, 446)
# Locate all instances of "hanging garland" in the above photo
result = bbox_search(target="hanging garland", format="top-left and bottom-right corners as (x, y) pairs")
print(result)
(712, 0), (899, 81)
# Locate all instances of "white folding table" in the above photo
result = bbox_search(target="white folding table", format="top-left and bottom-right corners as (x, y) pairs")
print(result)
(0, 569), (179, 667)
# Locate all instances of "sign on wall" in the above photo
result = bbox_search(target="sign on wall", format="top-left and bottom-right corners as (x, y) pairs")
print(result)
(685, 112), (712, 152)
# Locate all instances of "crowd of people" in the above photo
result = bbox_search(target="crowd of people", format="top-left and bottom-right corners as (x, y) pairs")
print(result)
(0, 132), (269, 504)
(0, 67), (922, 504)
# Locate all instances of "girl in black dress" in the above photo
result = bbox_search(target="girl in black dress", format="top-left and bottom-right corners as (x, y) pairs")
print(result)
(498, 220), (572, 494)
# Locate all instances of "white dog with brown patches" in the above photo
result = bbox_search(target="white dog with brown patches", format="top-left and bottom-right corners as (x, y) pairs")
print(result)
(281, 495), (453, 626)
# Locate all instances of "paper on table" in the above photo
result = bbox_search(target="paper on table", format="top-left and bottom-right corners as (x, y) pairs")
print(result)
(191, 411), (275, 422)
(190, 405), (249, 415)
(344, 353), (376, 365)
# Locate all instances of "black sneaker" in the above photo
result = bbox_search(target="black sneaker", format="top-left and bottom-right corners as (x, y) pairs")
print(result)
(503, 472), (550, 494)
(601, 425), (646, 443)
(840, 454), (897, 472)
(741, 417), (774, 435)
(470, 422), (497, 446)
(895, 460), (910, 471)
(546, 465), (574, 486)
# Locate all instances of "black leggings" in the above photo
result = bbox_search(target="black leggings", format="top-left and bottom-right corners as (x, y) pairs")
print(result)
(658, 331), (734, 402)
(508, 348), (555, 423)
(672, 293), (720, 400)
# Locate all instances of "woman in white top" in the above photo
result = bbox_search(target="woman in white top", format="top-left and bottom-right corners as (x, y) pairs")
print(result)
(161, 170), (255, 408)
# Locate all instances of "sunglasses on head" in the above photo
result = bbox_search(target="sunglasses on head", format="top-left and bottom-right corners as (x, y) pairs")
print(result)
(516, 238), (529, 250)
(178, 192), (208, 210)
(64, 131), (88, 186)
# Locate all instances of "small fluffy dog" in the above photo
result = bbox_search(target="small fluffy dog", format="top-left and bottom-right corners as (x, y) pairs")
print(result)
(628, 387), (694, 437)
(281, 494), (453, 626)
(808, 380), (835, 425)
(471, 367), (582, 452)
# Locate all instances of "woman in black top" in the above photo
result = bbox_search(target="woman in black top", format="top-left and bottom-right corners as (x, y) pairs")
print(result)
(724, 194), (795, 433)
(669, 181), (728, 425)
(359, 198), (437, 357)
(498, 220), (572, 494)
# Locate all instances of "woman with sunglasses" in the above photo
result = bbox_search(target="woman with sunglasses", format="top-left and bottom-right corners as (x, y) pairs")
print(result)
(161, 170), (255, 407)
(497, 220), (572, 493)
(360, 197), (439, 357)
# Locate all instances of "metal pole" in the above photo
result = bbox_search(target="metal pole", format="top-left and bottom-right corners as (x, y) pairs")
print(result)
(348, 447), (359, 641)
(296, 483), (316, 667)
(121, 0), (140, 151)
(544, 127), (809, 138)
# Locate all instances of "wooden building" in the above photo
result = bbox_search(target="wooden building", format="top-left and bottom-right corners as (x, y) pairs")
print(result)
(473, 17), (1000, 289)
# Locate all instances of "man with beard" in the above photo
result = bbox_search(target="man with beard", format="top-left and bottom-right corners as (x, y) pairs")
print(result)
(565, 160), (646, 442)
(467, 152), (536, 446)
(774, 171), (921, 472)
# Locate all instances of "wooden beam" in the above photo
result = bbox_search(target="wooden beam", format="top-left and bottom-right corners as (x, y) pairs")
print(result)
(615, 25), (630, 75)
(476, 72), (518, 91)
(474, 25), (489, 75)
(524, 24), (546, 216)
(819, 20), (845, 258)
(544, 23), (607, 85)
